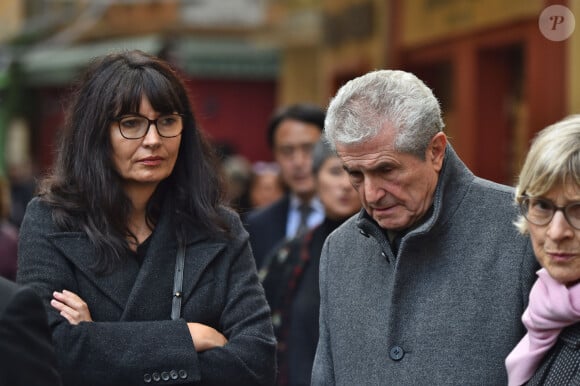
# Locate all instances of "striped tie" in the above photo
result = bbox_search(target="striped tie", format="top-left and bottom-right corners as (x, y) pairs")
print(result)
(295, 203), (312, 237)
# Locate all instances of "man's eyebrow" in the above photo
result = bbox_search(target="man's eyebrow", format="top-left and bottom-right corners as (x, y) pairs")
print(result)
(343, 160), (395, 173)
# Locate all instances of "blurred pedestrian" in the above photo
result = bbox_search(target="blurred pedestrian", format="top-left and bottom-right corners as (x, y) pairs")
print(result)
(221, 153), (253, 213)
(245, 103), (325, 268)
(7, 161), (36, 228)
(248, 161), (285, 210)
(0, 177), (18, 281)
(261, 137), (361, 385)
(17, 50), (276, 386)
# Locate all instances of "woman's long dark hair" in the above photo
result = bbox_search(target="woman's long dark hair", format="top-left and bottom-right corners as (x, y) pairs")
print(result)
(39, 50), (228, 273)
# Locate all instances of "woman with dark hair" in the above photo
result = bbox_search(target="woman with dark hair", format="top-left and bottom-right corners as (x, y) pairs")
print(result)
(16, 50), (276, 386)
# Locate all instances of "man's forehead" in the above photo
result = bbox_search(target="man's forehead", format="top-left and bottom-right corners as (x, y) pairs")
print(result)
(338, 149), (399, 171)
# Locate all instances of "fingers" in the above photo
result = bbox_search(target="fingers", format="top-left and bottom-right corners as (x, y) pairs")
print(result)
(51, 298), (80, 325)
(51, 290), (93, 325)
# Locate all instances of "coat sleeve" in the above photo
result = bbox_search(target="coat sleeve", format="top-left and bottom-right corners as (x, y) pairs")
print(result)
(0, 283), (63, 386)
(196, 210), (277, 385)
(311, 238), (336, 386)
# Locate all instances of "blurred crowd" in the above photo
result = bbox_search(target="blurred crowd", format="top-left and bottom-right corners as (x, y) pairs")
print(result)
(0, 163), (36, 281)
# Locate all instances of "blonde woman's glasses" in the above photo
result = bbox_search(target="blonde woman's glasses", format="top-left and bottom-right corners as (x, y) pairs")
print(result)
(519, 196), (580, 230)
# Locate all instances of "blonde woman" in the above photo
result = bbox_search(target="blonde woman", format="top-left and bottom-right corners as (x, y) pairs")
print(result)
(506, 115), (580, 385)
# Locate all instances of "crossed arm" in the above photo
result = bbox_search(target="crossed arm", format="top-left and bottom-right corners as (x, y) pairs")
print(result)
(51, 290), (227, 352)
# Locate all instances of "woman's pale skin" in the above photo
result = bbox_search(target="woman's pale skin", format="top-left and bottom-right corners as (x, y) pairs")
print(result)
(528, 184), (580, 286)
(50, 95), (227, 352)
(316, 156), (361, 220)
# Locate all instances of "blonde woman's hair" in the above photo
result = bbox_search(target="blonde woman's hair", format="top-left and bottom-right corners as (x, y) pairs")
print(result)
(514, 114), (580, 233)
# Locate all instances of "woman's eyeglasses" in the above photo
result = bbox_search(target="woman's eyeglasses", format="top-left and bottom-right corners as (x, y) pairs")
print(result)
(519, 196), (580, 230)
(115, 113), (183, 139)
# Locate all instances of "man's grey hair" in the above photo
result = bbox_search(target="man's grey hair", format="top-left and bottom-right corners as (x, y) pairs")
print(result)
(325, 70), (444, 159)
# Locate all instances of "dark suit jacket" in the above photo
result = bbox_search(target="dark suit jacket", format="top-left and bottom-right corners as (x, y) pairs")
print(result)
(0, 276), (62, 386)
(17, 197), (276, 386)
(244, 194), (290, 269)
(261, 218), (344, 386)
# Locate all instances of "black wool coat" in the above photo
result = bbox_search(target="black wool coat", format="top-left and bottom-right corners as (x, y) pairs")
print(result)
(0, 276), (62, 386)
(17, 197), (276, 386)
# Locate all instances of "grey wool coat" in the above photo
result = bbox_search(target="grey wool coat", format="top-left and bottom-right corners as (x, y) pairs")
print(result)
(311, 145), (539, 386)
(17, 197), (276, 386)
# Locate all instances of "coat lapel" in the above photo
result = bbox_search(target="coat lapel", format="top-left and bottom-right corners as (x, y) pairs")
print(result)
(50, 196), (227, 321)
(180, 241), (225, 304)
(120, 208), (225, 321)
(49, 234), (139, 310)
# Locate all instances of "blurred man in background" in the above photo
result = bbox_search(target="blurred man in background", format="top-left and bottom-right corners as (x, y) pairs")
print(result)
(244, 103), (325, 268)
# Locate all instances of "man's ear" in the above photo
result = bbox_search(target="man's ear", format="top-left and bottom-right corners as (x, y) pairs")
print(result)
(428, 132), (447, 172)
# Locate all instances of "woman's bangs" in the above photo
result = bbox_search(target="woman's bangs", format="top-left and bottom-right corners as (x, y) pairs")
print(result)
(112, 71), (144, 116)
(112, 69), (184, 116)
(141, 68), (184, 114)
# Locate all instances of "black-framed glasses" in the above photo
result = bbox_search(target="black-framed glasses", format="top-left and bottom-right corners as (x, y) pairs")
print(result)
(519, 196), (580, 230)
(115, 113), (183, 139)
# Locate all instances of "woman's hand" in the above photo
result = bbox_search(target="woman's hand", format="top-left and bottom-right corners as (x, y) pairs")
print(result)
(51, 290), (93, 325)
(187, 322), (228, 352)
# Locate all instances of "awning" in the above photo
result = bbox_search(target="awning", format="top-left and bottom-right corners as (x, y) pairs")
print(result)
(16, 35), (280, 86)
(16, 35), (164, 86)
(172, 38), (280, 80)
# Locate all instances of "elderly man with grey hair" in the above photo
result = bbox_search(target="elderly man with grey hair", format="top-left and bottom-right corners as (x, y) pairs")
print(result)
(311, 70), (538, 385)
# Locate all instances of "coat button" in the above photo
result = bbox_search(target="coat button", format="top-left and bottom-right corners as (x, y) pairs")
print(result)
(170, 370), (179, 380)
(178, 369), (188, 379)
(389, 345), (405, 361)
(152, 372), (161, 381)
(144, 373), (152, 383)
(161, 371), (170, 381)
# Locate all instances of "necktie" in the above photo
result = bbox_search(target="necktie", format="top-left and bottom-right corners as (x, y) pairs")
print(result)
(295, 203), (312, 237)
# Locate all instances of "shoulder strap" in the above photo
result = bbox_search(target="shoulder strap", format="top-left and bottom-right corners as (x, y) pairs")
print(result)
(171, 242), (186, 320)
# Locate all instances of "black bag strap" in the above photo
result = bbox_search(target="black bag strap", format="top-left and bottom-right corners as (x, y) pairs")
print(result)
(171, 241), (186, 320)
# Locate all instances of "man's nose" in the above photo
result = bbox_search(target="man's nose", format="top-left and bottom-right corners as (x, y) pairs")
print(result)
(363, 176), (386, 203)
